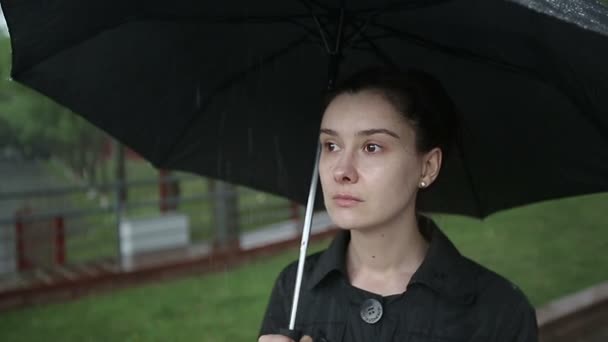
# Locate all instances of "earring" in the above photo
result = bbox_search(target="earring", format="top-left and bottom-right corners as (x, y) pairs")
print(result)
(419, 181), (427, 188)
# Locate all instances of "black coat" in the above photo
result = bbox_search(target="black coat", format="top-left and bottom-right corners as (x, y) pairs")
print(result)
(260, 216), (538, 341)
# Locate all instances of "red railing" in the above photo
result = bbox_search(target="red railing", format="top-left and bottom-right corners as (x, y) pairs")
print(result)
(14, 211), (66, 271)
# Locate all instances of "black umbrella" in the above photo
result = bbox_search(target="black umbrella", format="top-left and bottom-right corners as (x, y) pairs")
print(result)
(2, 0), (608, 217)
(2, 0), (608, 337)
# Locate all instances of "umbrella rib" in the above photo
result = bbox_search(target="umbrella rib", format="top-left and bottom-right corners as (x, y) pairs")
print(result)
(535, 44), (608, 142)
(340, 1), (451, 52)
(160, 36), (313, 166)
(294, 0), (390, 52)
(342, 10), (385, 49)
(342, 7), (412, 60)
(296, 0), (336, 54)
(138, 12), (317, 24)
(285, 18), (324, 46)
(346, 0), (455, 15)
(455, 127), (486, 218)
(554, 62), (608, 143)
(9, 11), (320, 77)
(147, 8), (329, 48)
(138, 0), (456, 26)
(371, 23), (545, 80)
(357, 32), (400, 68)
(303, 0), (332, 11)
(363, 22), (608, 144)
(292, 1), (453, 55)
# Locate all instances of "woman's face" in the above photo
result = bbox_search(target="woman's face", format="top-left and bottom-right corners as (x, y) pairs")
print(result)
(319, 90), (433, 230)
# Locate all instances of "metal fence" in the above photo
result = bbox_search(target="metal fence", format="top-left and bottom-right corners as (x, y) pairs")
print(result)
(0, 173), (301, 275)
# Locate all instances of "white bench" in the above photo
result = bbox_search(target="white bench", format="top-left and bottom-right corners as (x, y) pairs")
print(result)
(119, 213), (190, 270)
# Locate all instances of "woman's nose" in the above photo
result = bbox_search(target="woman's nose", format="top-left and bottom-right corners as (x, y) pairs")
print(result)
(333, 152), (358, 184)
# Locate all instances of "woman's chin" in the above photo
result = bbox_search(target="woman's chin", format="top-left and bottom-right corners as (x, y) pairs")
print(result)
(327, 207), (372, 230)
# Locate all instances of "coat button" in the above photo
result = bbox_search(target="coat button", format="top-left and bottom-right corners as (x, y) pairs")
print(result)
(360, 298), (383, 324)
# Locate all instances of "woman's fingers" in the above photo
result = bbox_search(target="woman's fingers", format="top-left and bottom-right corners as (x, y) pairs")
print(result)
(258, 334), (314, 342)
(258, 334), (295, 342)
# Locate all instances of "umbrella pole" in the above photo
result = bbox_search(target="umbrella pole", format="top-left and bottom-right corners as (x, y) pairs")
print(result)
(287, 144), (321, 331)
(285, 2), (344, 337)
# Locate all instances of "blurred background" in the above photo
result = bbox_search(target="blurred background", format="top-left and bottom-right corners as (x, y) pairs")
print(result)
(0, 5), (607, 342)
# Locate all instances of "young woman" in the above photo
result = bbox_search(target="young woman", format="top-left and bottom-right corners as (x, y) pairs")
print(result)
(259, 67), (537, 342)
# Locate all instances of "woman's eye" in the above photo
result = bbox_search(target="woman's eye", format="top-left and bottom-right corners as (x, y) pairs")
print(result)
(364, 144), (381, 153)
(324, 142), (338, 151)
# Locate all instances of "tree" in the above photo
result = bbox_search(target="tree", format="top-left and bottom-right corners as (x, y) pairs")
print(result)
(0, 36), (107, 187)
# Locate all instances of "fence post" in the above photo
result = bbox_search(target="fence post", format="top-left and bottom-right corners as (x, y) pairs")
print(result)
(211, 180), (240, 251)
(115, 142), (127, 203)
(160, 169), (169, 212)
(291, 201), (305, 222)
(54, 216), (66, 265)
(15, 217), (28, 270)
(159, 170), (180, 213)
(114, 141), (127, 264)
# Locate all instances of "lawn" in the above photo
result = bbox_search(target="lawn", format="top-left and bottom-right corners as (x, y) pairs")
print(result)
(0, 192), (607, 341)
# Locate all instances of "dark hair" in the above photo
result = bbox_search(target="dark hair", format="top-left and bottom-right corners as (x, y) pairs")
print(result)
(324, 66), (460, 159)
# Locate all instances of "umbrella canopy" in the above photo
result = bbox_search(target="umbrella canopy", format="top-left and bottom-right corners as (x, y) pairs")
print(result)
(2, 0), (608, 217)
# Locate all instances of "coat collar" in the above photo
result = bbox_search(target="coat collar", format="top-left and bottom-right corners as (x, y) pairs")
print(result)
(307, 215), (477, 304)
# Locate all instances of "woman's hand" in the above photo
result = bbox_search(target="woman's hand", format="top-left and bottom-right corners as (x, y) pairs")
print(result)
(258, 334), (313, 342)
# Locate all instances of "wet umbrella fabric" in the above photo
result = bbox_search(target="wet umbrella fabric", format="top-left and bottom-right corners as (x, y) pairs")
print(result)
(2, 0), (608, 217)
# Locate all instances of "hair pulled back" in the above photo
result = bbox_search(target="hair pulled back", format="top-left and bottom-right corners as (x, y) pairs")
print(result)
(324, 66), (460, 159)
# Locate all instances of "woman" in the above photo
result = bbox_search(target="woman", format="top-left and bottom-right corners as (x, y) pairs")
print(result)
(259, 67), (538, 342)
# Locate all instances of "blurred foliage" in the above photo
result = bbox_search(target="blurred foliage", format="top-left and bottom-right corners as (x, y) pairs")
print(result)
(0, 36), (106, 185)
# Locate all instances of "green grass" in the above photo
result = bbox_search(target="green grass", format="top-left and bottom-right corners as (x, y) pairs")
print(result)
(433, 192), (608, 305)
(0, 241), (331, 342)
(0, 192), (607, 341)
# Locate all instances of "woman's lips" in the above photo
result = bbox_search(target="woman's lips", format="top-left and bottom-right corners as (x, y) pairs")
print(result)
(333, 194), (363, 207)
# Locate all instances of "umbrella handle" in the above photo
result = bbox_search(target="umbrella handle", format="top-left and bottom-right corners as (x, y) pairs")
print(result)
(288, 142), (321, 330)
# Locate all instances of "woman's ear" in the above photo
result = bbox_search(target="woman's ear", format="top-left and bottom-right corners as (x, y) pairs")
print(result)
(419, 147), (442, 188)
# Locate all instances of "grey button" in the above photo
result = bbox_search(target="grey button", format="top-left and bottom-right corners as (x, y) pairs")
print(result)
(360, 298), (383, 324)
